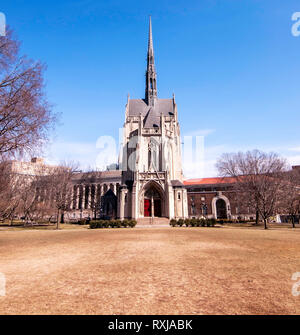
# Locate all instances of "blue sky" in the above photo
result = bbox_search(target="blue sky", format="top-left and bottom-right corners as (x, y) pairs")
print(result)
(2, 0), (300, 177)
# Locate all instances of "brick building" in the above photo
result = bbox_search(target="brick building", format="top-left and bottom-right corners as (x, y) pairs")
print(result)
(184, 177), (255, 220)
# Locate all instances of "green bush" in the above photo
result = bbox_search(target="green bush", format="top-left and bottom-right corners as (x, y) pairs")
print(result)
(76, 219), (87, 225)
(128, 220), (137, 228)
(90, 221), (97, 229)
(210, 218), (217, 227)
(90, 220), (105, 229)
(172, 218), (218, 228)
(110, 220), (122, 228)
(195, 218), (201, 227)
(170, 219), (177, 227)
(190, 218), (197, 227)
(177, 219), (184, 227)
(101, 220), (107, 228)
(200, 218), (206, 227)
(184, 219), (191, 227)
(90, 219), (137, 229)
(122, 220), (129, 228)
(115, 220), (122, 228)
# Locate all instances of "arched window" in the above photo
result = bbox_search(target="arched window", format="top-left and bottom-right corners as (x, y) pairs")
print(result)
(148, 137), (159, 171)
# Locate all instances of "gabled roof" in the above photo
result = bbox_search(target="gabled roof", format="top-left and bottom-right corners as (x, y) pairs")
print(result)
(128, 99), (174, 128)
(171, 180), (184, 187)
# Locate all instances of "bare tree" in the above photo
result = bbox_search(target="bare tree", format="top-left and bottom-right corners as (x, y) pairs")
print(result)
(0, 27), (57, 223)
(43, 162), (79, 229)
(16, 173), (45, 225)
(0, 161), (23, 223)
(0, 28), (56, 160)
(278, 168), (300, 228)
(0, 161), (50, 225)
(216, 150), (287, 229)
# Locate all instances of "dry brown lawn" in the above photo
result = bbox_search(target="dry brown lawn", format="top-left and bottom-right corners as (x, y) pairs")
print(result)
(0, 226), (300, 315)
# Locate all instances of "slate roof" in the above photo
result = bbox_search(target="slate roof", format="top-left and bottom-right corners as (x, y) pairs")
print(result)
(171, 180), (184, 187)
(72, 170), (122, 183)
(128, 99), (174, 128)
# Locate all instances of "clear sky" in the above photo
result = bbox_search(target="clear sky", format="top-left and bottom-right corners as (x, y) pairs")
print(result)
(2, 0), (300, 177)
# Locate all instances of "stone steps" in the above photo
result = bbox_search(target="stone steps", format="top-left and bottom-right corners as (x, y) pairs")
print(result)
(136, 217), (170, 227)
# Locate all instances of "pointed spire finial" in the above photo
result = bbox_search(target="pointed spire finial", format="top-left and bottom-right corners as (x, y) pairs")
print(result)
(145, 16), (157, 105)
(148, 15), (154, 56)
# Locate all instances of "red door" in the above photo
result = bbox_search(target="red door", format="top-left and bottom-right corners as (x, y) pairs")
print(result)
(144, 199), (151, 217)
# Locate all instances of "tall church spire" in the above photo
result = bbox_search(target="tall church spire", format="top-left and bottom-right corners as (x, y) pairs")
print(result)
(145, 16), (157, 106)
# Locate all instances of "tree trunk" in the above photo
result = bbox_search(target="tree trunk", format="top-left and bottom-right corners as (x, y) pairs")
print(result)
(255, 209), (259, 225)
(264, 218), (268, 230)
(292, 216), (295, 229)
(56, 209), (60, 230)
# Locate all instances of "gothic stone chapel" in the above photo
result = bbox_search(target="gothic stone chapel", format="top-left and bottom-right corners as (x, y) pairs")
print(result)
(118, 17), (189, 220)
(38, 18), (254, 222)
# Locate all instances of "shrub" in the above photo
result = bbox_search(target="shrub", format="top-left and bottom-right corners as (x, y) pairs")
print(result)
(184, 219), (191, 227)
(115, 220), (122, 228)
(90, 220), (105, 229)
(195, 218), (201, 227)
(210, 218), (217, 227)
(190, 218), (197, 227)
(170, 219), (177, 227)
(200, 218), (206, 227)
(90, 219), (136, 229)
(177, 219), (184, 227)
(122, 220), (129, 228)
(77, 219), (87, 225)
(90, 221), (97, 229)
(112, 220), (120, 228)
(102, 220), (108, 228)
(128, 220), (137, 228)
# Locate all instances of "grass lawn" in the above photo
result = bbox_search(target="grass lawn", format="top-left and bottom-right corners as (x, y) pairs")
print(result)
(0, 226), (300, 315)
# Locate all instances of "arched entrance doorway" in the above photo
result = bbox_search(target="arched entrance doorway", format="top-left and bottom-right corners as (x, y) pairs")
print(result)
(144, 186), (162, 217)
(216, 199), (227, 219)
(101, 189), (117, 219)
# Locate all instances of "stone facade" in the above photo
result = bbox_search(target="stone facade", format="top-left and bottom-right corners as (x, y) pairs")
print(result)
(117, 18), (188, 220)
(7, 158), (57, 176)
(66, 171), (121, 220)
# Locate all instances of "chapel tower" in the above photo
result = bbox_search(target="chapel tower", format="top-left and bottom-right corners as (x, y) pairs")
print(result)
(118, 18), (188, 220)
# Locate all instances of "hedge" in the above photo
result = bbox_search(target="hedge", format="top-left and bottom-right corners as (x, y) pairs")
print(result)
(90, 219), (137, 229)
(217, 219), (253, 224)
(169, 218), (254, 227)
(170, 218), (217, 227)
